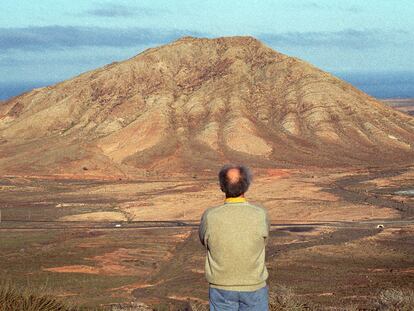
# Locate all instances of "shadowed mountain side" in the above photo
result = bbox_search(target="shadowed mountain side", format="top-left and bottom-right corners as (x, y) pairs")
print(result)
(0, 36), (413, 178)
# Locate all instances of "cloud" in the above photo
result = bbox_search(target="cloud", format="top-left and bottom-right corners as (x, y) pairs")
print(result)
(291, 1), (362, 13)
(1, 26), (409, 53)
(0, 26), (204, 51)
(1, 25), (411, 53)
(85, 3), (168, 18)
(258, 29), (409, 49)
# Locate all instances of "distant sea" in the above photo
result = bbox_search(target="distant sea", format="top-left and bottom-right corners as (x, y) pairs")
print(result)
(335, 71), (414, 99)
(0, 71), (413, 101)
(0, 81), (56, 101)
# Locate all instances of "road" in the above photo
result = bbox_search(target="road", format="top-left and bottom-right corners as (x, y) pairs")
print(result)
(0, 218), (413, 230)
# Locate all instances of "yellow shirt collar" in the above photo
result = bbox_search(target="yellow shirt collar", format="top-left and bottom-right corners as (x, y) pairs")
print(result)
(224, 197), (247, 204)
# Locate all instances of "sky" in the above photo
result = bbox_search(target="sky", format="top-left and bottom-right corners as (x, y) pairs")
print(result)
(0, 0), (413, 99)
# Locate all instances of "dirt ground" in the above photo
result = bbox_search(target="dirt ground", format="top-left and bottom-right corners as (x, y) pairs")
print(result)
(0, 166), (413, 309)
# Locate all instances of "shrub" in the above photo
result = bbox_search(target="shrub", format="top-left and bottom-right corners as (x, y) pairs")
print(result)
(189, 300), (208, 311)
(0, 281), (75, 311)
(375, 288), (414, 311)
(0, 281), (102, 311)
(269, 285), (309, 311)
(109, 301), (152, 311)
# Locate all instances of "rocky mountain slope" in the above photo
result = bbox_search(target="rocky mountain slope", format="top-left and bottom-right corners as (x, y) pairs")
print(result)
(0, 36), (413, 178)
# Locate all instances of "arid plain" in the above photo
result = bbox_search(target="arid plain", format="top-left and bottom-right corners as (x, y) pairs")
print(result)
(1, 166), (413, 309)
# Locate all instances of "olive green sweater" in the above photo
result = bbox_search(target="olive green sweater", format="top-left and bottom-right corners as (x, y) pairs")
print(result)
(198, 197), (270, 291)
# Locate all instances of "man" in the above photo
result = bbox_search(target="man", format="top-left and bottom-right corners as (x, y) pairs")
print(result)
(199, 164), (270, 310)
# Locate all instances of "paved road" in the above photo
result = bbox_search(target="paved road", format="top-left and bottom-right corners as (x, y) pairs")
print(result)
(0, 218), (413, 230)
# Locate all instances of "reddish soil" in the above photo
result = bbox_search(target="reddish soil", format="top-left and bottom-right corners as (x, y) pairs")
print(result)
(0, 167), (413, 309)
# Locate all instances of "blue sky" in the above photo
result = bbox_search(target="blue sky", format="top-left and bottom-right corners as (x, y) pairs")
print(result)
(1, 0), (413, 99)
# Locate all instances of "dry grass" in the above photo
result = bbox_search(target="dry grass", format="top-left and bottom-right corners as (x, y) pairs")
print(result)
(0, 282), (81, 311)
(2, 282), (414, 310)
(189, 300), (208, 311)
(375, 288), (414, 311)
(109, 301), (152, 311)
(268, 285), (310, 310)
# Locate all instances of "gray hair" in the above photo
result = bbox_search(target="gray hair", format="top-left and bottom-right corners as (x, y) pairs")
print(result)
(218, 164), (253, 198)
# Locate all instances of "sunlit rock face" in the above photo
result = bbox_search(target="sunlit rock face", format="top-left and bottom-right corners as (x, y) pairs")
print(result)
(0, 36), (413, 178)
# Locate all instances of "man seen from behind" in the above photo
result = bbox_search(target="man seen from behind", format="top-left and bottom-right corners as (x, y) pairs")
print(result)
(199, 164), (270, 310)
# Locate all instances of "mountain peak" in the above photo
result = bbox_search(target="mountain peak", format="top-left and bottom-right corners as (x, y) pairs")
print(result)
(0, 36), (413, 178)
(173, 35), (261, 43)
(168, 35), (269, 53)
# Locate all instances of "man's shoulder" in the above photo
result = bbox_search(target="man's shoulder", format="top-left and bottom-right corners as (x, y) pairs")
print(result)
(204, 201), (267, 218)
(246, 201), (268, 215)
(202, 204), (226, 219)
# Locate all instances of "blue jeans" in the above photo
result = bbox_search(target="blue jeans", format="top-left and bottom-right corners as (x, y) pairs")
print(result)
(209, 285), (269, 311)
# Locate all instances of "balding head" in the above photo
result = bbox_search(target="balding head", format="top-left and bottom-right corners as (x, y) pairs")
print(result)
(227, 168), (241, 183)
(218, 164), (252, 198)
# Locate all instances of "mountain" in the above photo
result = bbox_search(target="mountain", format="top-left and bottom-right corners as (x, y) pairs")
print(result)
(0, 36), (413, 178)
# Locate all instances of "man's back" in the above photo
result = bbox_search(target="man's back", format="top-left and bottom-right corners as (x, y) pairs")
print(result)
(199, 198), (270, 291)
(200, 164), (270, 310)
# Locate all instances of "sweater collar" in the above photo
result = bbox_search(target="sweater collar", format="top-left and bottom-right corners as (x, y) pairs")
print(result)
(224, 197), (247, 204)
